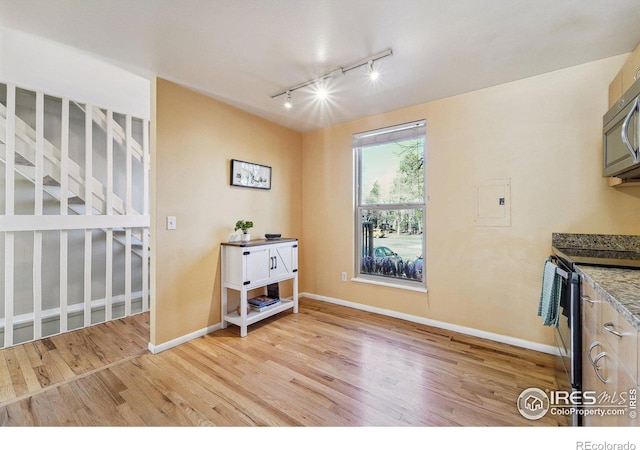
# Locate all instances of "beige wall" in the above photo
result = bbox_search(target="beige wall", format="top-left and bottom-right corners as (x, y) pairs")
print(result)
(151, 54), (640, 350)
(302, 54), (640, 346)
(151, 78), (303, 346)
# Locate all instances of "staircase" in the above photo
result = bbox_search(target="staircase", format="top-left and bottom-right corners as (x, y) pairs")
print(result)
(0, 85), (150, 349)
(0, 102), (148, 257)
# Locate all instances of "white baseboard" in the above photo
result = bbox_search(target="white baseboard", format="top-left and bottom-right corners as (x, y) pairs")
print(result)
(301, 292), (559, 356)
(147, 293), (558, 356)
(148, 322), (222, 354)
(148, 295), (294, 353)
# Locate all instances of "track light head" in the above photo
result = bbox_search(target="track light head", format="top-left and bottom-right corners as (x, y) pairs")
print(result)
(315, 87), (329, 101)
(368, 60), (379, 81)
(284, 91), (293, 109)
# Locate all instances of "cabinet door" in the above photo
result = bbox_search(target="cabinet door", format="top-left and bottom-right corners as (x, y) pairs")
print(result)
(581, 338), (599, 426)
(581, 287), (638, 426)
(270, 243), (297, 279)
(600, 300), (638, 382)
(581, 280), (600, 333)
(587, 345), (639, 427)
(582, 280), (604, 426)
(622, 45), (640, 95)
(244, 247), (271, 287)
(583, 336), (618, 427)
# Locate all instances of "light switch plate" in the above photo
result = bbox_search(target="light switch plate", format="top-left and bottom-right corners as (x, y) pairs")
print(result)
(167, 216), (177, 230)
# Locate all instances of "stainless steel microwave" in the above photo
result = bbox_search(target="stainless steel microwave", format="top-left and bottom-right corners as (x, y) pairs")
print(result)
(603, 78), (640, 179)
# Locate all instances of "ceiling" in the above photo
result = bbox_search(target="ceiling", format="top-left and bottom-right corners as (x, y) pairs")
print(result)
(1, 0), (640, 132)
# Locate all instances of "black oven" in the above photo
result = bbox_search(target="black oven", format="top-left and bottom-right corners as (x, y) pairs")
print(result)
(550, 252), (582, 389)
(549, 250), (582, 426)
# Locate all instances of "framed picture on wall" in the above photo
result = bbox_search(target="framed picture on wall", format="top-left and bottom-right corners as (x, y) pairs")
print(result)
(230, 159), (272, 190)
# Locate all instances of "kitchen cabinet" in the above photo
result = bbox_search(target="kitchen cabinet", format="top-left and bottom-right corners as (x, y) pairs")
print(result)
(621, 45), (640, 99)
(581, 277), (638, 426)
(609, 41), (640, 107)
(608, 72), (623, 109)
(220, 239), (298, 337)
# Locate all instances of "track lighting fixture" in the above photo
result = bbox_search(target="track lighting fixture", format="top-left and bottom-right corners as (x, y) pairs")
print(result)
(368, 60), (379, 81)
(271, 48), (393, 107)
(284, 91), (293, 109)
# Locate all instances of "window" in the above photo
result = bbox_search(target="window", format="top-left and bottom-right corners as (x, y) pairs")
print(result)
(354, 120), (426, 288)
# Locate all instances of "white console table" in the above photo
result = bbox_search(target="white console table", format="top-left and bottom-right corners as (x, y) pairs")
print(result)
(220, 238), (298, 337)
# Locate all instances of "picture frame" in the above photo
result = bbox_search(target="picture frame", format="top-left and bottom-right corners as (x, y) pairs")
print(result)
(230, 159), (272, 190)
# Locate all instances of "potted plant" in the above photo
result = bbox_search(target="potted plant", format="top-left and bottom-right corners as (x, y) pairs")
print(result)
(235, 220), (254, 242)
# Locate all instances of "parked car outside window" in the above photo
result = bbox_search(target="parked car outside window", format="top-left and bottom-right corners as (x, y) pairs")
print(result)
(374, 246), (402, 262)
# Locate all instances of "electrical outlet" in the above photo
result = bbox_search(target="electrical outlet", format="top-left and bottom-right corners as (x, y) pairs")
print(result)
(167, 216), (177, 230)
(341, 272), (347, 281)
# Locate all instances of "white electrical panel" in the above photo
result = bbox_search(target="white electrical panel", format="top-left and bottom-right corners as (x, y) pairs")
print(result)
(473, 179), (511, 227)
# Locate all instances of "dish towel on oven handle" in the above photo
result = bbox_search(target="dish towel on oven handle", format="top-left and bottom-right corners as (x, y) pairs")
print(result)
(538, 257), (562, 327)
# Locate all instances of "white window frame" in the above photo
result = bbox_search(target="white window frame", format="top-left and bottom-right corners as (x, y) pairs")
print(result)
(353, 120), (427, 291)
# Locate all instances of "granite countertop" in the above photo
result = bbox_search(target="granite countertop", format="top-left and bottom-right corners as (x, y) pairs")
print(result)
(553, 233), (640, 251)
(577, 265), (640, 330)
(552, 233), (640, 330)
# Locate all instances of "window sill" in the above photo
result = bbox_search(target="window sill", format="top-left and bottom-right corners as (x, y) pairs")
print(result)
(351, 276), (427, 293)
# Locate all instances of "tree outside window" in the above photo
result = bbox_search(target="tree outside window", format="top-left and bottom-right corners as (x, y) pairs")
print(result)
(355, 120), (426, 286)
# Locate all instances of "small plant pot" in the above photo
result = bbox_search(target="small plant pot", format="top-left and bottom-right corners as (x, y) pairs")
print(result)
(241, 233), (251, 242)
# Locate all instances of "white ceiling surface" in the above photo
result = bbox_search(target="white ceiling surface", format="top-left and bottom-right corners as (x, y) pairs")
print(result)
(1, 0), (640, 132)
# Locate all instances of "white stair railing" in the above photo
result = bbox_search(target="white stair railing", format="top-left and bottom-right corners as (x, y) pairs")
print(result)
(0, 103), (149, 259)
(0, 84), (151, 350)
(0, 103), (126, 215)
(75, 103), (145, 164)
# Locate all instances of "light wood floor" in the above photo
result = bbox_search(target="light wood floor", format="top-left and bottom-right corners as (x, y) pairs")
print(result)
(0, 298), (569, 426)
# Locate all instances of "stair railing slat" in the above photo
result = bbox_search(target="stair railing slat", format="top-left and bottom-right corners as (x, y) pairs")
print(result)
(4, 84), (16, 347)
